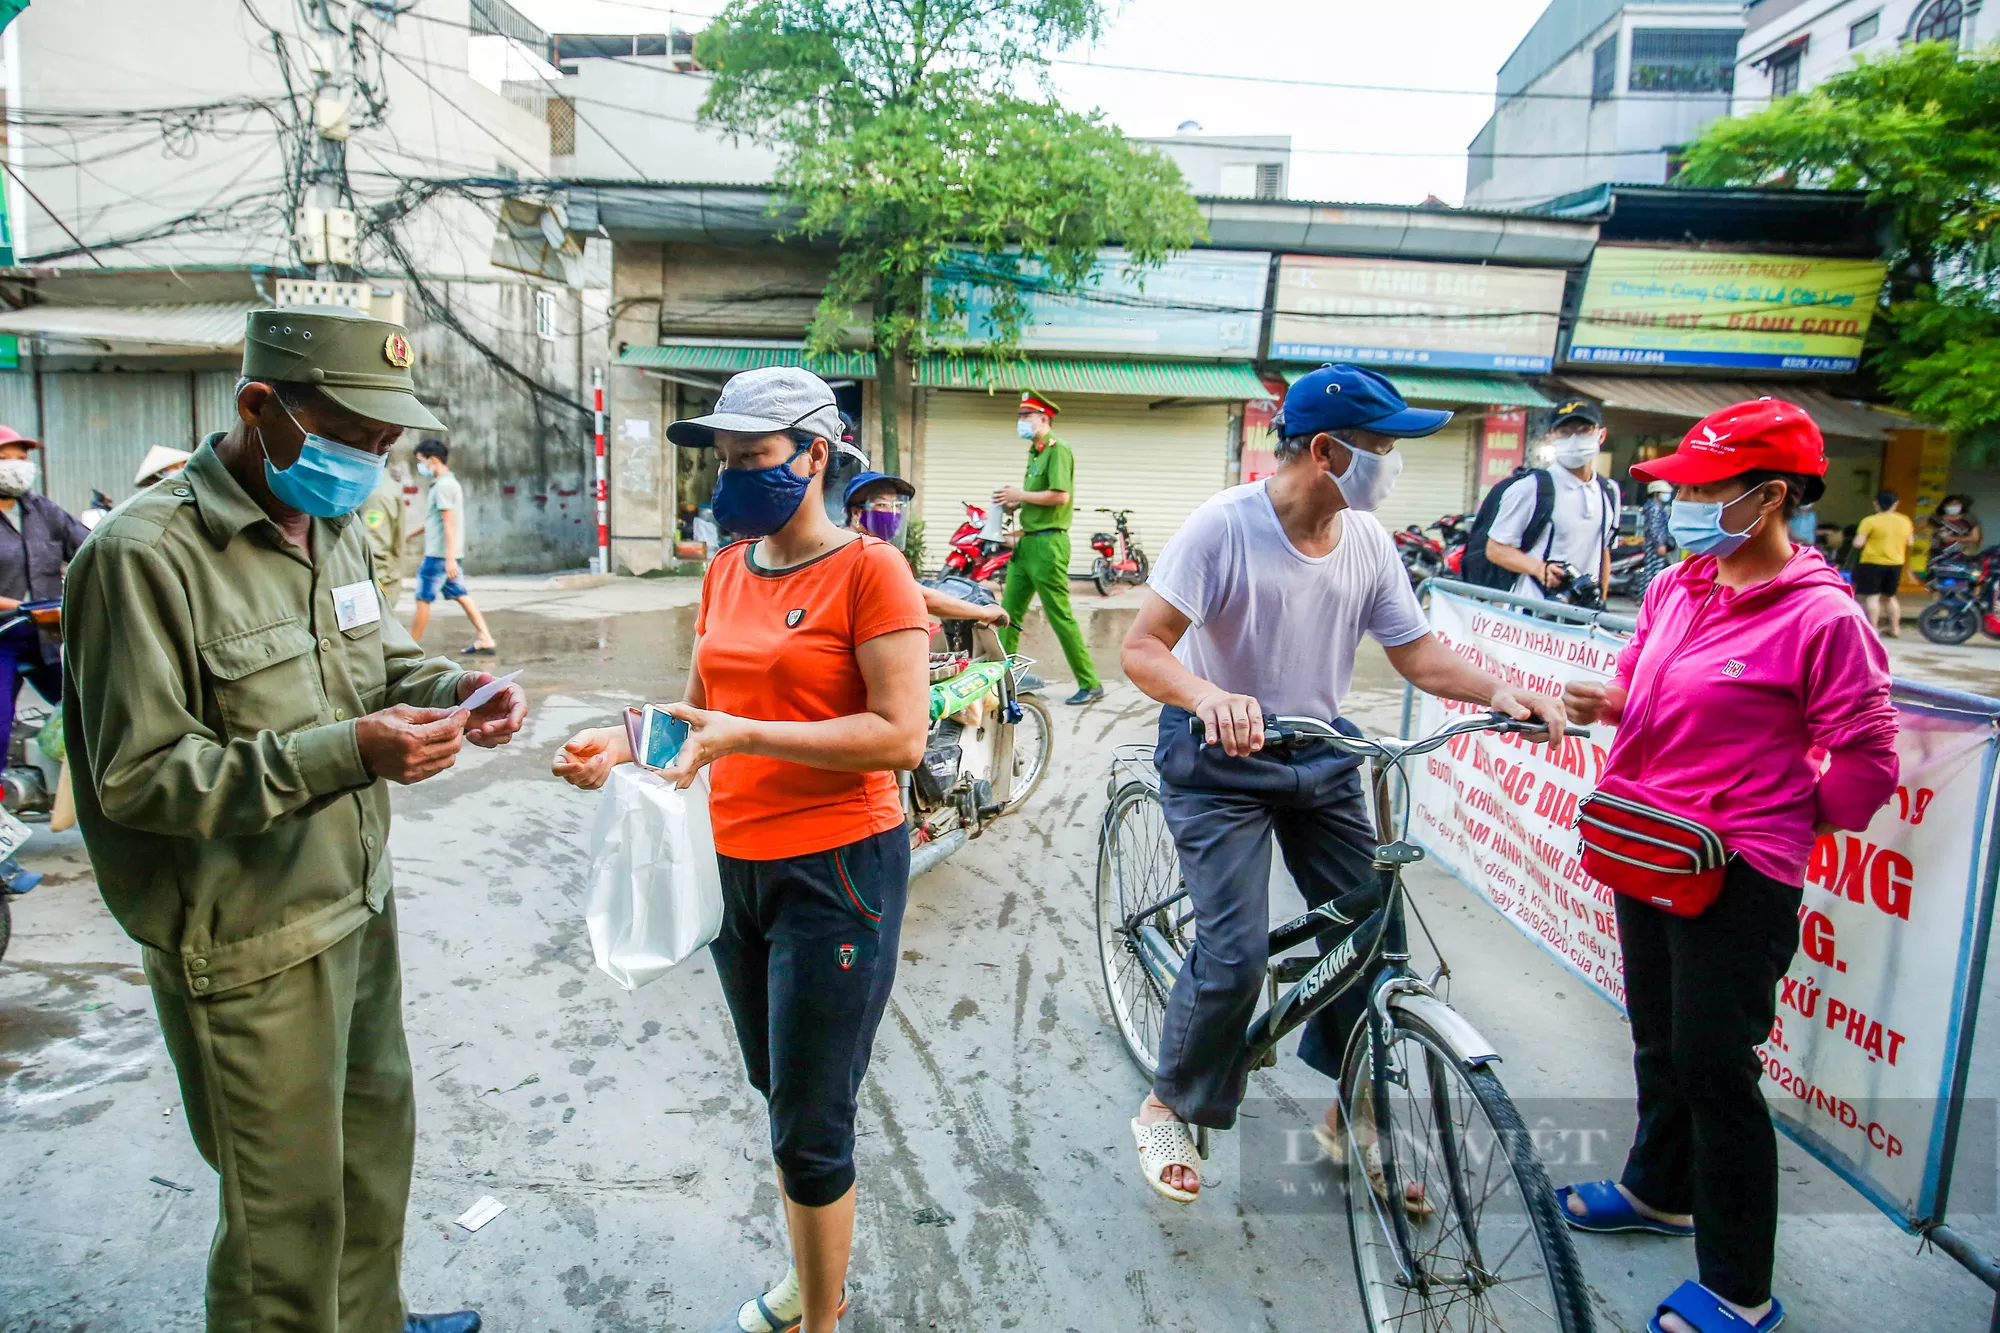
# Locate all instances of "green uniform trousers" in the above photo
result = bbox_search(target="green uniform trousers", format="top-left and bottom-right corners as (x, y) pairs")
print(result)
(148, 896), (414, 1333)
(999, 528), (1100, 690)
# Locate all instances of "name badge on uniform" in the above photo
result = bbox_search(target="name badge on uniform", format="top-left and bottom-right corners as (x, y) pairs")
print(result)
(333, 579), (383, 632)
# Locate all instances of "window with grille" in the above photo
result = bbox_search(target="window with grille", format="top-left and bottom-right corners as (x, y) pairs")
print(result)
(547, 96), (576, 156)
(1850, 11), (1880, 45)
(1592, 36), (1617, 101)
(1911, 0), (1963, 45)
(1629, 29), (1740, 93)
(1254, 162), (1283, 200)
(1770, 48), (1801, 96)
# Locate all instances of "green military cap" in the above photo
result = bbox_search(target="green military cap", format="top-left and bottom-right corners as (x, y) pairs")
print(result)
(242, 306), (446, 431)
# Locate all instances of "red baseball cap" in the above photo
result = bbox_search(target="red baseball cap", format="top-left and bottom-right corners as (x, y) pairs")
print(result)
(1632, 398), (1824, 485)
(0, 425), (40, 451)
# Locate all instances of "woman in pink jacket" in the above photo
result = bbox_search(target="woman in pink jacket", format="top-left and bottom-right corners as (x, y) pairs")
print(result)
(1556, 399), (1899, 1333)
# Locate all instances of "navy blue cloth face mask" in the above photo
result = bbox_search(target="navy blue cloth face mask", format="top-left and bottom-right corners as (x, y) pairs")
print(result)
(711, 438), (815, 539)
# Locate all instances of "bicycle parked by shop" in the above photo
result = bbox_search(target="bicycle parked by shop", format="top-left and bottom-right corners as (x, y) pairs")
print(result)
(1090, 508), (1150, 596)
(1096, 709), (1594, 1333)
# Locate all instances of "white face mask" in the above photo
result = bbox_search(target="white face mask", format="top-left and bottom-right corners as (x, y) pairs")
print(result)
(1331, 440), (1403, 512)
(0, 458), (37, 498)
(417, 461), (436, 478)
(1551, 435), (1600, 469)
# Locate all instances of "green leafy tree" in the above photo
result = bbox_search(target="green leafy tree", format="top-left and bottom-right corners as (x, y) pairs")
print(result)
(1679, 42), (2000, 445)
(695, 0), (1205, 474)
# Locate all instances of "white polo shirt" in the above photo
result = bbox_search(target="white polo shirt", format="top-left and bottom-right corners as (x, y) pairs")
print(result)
(1487, 466), (1617, 601)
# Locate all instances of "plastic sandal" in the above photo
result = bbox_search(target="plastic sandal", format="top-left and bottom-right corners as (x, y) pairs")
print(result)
(1131, 1115), (1203, 1203)
(1556, 1180), (1695, 1236)
(1648, 1280), (1784, 1333)
(729, 1265), (848, 1333)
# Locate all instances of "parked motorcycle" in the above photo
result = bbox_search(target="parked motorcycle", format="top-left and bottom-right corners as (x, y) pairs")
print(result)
(1090, 508), (1149, 596)
(1917, 547), (2000, 645)
(939, 501), (1015, 584)
(1606, 539), (1649, 601)
(906, 576), (1055, 880)
(1395, 513), (1468, 586)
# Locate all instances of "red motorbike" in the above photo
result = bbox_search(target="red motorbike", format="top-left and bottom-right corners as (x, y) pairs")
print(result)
(1090, 508), (1150, 596)
(1395, 513), (1469, 585)
(940, 502), (1015, 583)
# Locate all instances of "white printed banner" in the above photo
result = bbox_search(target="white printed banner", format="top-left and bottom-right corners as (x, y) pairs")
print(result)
(1408, 588), (1998, 1224)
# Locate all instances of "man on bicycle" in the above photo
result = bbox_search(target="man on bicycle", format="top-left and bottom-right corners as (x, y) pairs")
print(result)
(1119, 363), (1565, 1202)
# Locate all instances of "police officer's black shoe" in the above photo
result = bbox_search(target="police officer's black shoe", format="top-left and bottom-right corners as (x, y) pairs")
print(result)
(1064, 685), (1105, 706)
(405, 1313), (481, 1333)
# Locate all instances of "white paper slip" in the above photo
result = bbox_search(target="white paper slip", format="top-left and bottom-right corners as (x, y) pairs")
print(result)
(458, 670), (522, 713)
(331, 579), (382, 632)
(454, 1195), (506, 1232)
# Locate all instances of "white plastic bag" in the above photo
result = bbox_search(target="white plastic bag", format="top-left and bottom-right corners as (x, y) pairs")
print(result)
(585, 764), (724, 989)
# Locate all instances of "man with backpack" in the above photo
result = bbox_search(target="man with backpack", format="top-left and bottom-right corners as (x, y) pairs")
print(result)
(1463, 397), (1619, 605)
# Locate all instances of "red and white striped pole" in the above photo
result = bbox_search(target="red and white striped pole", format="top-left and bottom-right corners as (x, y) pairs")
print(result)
(591, 366), (608, 576)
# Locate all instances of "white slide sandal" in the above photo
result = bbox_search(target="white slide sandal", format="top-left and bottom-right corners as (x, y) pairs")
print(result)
(1131, 1116), (1204, 1204)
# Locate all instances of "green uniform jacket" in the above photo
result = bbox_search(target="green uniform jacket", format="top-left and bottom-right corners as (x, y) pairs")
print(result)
(62, 440), (468, 999)
(359, 473), (405, 605)
(1019, 434), (1075, 532)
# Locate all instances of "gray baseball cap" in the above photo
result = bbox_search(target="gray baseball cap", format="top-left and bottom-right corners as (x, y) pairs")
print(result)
(667, 365), (845, 448)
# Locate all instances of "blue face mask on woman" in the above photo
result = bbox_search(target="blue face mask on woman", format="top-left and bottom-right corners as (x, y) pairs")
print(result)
(712, 439), (814, 538)
(262, 406), (387, 518)
(1669, 486), (1768, 558)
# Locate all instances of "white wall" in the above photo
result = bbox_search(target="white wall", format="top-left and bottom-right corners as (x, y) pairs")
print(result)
(546, 57), (780, 184)
(1466, 1), (1742, 211)
(1131, 134), (1291, 199)
(5, 0), (549, 277)
(1734, 0), (1995, 113)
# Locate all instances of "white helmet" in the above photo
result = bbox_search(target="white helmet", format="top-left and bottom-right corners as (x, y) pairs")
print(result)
(1646, 479), (1672, 499)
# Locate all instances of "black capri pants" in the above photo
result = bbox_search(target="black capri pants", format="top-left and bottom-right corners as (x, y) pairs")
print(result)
(709, 823), (909, 1207)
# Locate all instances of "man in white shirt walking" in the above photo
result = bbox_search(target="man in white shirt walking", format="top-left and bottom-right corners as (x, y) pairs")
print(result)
(409, 439), (499, 654)
(1118, 364), (1565, 1204)
(1484, 398), (1619, 605)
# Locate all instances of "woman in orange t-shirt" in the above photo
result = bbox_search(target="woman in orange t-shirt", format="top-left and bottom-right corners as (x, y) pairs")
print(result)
(553, 368), (929, 1333)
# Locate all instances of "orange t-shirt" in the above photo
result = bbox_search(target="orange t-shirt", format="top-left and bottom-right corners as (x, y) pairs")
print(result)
(694, 534), (929, 859)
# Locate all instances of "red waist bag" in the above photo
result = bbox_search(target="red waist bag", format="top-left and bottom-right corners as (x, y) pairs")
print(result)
(1576, 791), (1727, 918)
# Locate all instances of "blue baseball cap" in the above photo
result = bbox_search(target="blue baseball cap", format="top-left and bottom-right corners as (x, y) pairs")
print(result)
(842, 470), (914, 509)
(1278, 364), (1453, 440)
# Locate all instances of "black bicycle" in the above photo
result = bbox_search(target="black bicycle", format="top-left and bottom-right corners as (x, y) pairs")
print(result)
(1096, 711), (1594, 1333)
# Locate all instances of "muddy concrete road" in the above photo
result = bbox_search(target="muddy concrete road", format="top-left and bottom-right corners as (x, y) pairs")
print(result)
(2, 583), (1996, 1331)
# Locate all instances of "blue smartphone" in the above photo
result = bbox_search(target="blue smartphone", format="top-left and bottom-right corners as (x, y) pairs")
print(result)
(640, 704), (689, 770)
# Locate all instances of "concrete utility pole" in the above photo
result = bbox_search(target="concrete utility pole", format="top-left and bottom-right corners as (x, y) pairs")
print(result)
(300, 0), (356, 280)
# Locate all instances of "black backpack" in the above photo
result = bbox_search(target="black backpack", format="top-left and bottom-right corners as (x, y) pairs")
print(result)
(1460, 467), (1621, 589)
(1459, 468), (1553, 590)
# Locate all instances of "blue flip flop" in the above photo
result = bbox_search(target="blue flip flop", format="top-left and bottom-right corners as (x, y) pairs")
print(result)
(1649, 1280), (1784, 1333)
(1555, 1180), (1695, 1236)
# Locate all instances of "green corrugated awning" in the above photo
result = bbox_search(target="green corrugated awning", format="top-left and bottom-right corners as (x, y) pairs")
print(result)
(618, 343), (879, 377)
(916, 356), (1269, 400)
(1276, 365), (1553, 409)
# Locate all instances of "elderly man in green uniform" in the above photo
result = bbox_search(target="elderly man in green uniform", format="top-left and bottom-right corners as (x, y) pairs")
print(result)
(62, 307), (526, 1333)
(995, 390), (1103, 705)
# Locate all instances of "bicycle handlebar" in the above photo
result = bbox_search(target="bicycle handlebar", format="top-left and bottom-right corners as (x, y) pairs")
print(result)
(1185, 710), (1588, 759)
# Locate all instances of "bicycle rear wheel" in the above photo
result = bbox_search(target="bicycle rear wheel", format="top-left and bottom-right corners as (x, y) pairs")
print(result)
(1095, 782), (1188, 1078)
(1341, 1007), (1592, 1333)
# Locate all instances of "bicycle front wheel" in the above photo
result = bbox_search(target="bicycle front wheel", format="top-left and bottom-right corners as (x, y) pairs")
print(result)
(1095, 782), (1187, 1079)
(1341, 1006), (1592, 1333)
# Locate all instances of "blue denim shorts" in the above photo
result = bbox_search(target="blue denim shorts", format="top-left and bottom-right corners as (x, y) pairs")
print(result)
(414, 555), (468, 603)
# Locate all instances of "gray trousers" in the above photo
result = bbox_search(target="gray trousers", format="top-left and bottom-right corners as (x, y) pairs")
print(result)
(1150, 706), (1380, 1129)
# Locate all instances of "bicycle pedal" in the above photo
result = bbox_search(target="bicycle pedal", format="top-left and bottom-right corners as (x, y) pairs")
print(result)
(1271, 956), (1315, 984)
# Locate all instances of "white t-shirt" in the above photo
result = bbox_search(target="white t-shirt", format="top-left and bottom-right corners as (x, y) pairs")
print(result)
(1486, 466), (1616, 601)
(424, 473), (464, 560)
(1148, 481), (1430, 722)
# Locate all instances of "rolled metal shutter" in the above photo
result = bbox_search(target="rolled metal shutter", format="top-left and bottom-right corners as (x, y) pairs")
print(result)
(917, 390), (1231, 576)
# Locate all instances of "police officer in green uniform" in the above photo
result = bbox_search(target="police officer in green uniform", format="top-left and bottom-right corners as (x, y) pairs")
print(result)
(995, 390), (1103, 705)
(62, 307), (527, 1333)
(361, 468), (407, 607)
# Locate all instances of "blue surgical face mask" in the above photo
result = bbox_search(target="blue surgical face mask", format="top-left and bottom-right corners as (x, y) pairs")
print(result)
(1016, 418), (1037, 441)
(711, 439), (814, 538)
(1669, 486), (1767, 558)
(261, 406), (386, 518)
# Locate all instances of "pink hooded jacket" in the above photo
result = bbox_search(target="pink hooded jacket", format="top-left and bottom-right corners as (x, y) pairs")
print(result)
(1596, 546), (1899, 885)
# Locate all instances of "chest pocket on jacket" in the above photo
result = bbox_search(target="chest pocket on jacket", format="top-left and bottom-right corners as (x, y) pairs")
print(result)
(200, 619), (323, 740)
